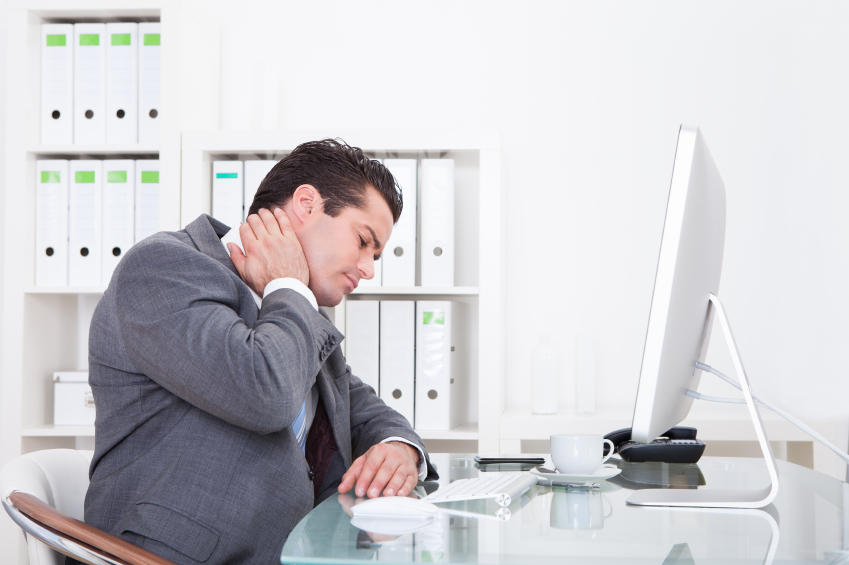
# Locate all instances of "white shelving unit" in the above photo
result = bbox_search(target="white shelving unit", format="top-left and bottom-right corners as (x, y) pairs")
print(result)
(1, 0), (219, 476)
(182, 129), (504, 450)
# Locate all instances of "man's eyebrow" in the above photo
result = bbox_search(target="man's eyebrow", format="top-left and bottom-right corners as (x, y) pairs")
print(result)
(364, 225), (382, 251)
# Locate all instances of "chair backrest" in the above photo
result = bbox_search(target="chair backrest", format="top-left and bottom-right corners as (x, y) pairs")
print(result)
(1, 449), (177, 565)
(1, 449), (93, 565)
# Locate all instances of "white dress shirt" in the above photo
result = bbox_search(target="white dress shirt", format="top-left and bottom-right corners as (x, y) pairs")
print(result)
(221, 228), (426, 480)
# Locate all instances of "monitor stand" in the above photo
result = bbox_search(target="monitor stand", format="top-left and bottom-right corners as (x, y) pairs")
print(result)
(627, 293), (779, 509)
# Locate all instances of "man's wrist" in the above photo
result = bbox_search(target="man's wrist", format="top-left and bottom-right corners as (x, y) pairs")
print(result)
(390, 441), (420, 466)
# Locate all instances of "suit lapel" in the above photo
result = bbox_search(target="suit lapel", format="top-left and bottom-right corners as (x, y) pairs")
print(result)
(184, 214), (240, 279)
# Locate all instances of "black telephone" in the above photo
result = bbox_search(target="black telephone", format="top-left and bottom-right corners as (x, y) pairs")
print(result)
(603, 426), (706, 464)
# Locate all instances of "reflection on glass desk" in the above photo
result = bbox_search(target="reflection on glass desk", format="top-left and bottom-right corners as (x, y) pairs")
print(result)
(281, 454), (849, 565)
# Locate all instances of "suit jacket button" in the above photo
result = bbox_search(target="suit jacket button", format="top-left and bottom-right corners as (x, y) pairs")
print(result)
(308, 466), (315, 481)
(329, 335), (337, 345)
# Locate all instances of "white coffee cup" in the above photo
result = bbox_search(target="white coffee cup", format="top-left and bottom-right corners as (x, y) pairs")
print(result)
(550, 434), (615, 475)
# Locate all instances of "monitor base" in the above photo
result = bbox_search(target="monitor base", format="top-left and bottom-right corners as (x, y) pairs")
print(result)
(627, 293), (779, 509)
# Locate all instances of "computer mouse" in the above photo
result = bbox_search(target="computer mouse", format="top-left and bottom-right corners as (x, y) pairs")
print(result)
(350, 496), (440, 520)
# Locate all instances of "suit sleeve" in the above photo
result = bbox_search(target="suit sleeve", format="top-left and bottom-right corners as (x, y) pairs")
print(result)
(344, 366), (438, 481)
(112, 239), (341, 434)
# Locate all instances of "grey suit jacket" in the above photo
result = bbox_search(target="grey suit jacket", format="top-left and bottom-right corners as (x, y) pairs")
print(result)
(84, 214), (435, 565)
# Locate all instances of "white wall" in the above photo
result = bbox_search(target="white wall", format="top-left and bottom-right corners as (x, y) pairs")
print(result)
(205, 0), (849, 422)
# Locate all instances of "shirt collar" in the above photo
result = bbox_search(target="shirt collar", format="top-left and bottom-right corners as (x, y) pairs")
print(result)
(221, 228), (263, 309)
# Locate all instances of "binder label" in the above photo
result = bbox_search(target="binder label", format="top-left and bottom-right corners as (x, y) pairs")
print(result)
(141, 171), (159, 183)
(46, 35), (66, 47)
(216, 173), (238, 179)
(111, 34), (131, 46)
(79, 34), (100, 46)
(107, 171), (127, 183)
(75, 171), (95, 183)
(41, 171), (61, 183)
(423, 311), (445, 325)
(144, 34), (161, 46)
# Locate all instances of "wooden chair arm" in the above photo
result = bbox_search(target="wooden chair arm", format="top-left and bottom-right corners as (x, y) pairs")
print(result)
(9, 491), (178, 565)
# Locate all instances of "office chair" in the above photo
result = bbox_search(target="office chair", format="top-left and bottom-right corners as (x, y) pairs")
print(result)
(1, 449), (176, 565)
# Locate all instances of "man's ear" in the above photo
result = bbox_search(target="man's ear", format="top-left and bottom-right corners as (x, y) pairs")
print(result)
(290, 184), (322, 225)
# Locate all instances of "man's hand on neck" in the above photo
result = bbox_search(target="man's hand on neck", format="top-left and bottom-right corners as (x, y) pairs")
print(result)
(228, 208), (310, 296)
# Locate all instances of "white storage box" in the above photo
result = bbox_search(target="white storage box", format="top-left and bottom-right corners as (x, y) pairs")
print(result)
(53, 371), (95, 426)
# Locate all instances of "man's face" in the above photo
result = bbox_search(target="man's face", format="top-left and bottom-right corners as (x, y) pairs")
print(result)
(296, 187), (394, 307)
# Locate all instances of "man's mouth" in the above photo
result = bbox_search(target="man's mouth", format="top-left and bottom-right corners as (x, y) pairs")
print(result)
(345, 274), (358, 292)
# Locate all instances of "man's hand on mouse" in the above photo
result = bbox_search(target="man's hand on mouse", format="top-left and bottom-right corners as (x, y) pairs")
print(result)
(338, 441), (420, 498)
(228, 208), (310, 296)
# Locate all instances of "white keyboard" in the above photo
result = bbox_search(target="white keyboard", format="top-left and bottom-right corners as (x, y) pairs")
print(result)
(422, 473), (538, 507)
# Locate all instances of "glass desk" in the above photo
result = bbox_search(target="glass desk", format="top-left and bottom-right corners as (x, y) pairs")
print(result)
(281, 454), (849, 565)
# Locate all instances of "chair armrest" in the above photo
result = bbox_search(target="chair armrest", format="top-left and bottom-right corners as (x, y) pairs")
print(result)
(8, 491), (178, 565)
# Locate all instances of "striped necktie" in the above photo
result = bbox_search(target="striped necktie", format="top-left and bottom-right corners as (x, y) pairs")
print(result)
(292, 400), (307, 454)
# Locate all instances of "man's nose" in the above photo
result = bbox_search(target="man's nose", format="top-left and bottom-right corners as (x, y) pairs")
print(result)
(359, 257), (374, 280)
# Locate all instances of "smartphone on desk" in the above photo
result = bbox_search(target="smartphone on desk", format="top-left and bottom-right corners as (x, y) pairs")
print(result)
(474, 455), (545, 465)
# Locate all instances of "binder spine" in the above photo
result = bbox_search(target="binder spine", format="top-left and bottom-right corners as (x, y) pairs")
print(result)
(345, 300), (380, 394)
(382, 159), (417, 287)
(138, 23), (161, 145)
(105, 23), (138, 144)
(212, 161), (244, 230)
(102, 160), (135, 285)
(420, 159), (455, 287)
(379, 301), (415, 426)
(35, 160), (70, 287)
(135, 160), (160, 243)
(41, 24), (74, 144)
(73, 24), (106, 144)
(68, 160), (103, 286)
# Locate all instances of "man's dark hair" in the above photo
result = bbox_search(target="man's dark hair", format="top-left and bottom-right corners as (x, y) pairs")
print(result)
(247, 138), (402, 223)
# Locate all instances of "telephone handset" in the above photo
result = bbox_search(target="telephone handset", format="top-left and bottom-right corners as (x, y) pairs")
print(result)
(603, 426), (706, 464)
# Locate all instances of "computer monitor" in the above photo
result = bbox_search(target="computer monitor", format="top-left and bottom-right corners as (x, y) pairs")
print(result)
(626, 126), (779, 509)
(630, 125), (726, 445)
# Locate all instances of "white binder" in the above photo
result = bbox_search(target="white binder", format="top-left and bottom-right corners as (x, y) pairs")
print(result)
(420, 159), (455, 287)
(105, 23), (138, 145)
(212, 161), (244, 229)
(345, 300), (380, 393)
(135, 160), (159, 242)
(415, 301), (464, 430)
(382, 159), (417, 287)
(379, 301), (415, 426)
(36, 160), (70, 287)
(138, 23), (161, 145)
(102, 160), (135, 285)
(358, 256), (382, 288)
(243, 160), (277, 220)
(68, 160), (103, 286)
(41, 25), (74, 145)
(73, 24), (106, 145)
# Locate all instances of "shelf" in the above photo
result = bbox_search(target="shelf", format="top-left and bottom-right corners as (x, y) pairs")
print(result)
(22, 425), (94, 437)
(499, 406), (843, 443)
(351, 286), (479, 296)
(25, 286), (106, 295)
(183, 129), (500, 154)
(415, 423), (479, 441)
(27, 144), (159, 155)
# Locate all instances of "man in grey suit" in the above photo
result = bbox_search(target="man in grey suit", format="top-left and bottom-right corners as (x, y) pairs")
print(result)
(82, 139), (436, 565)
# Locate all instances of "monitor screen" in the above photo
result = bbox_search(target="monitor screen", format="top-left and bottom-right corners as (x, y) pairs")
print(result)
(630, 126), (726, 444)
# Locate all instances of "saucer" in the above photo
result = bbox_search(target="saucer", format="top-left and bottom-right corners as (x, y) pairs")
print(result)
(531, 464), (622, 482)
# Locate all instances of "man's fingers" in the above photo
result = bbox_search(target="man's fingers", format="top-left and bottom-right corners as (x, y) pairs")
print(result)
(338, 455), (365, 493)
(397, 473), (418, 498)
(257, 208), (283, 237)
(274, 207), (295, 238)
(245, 213), (267, 241)
(227, 243), (246, 276)
(382, 466), (411, 497)
(364, 457), (399, 499)
(355, 450), (388, 498)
